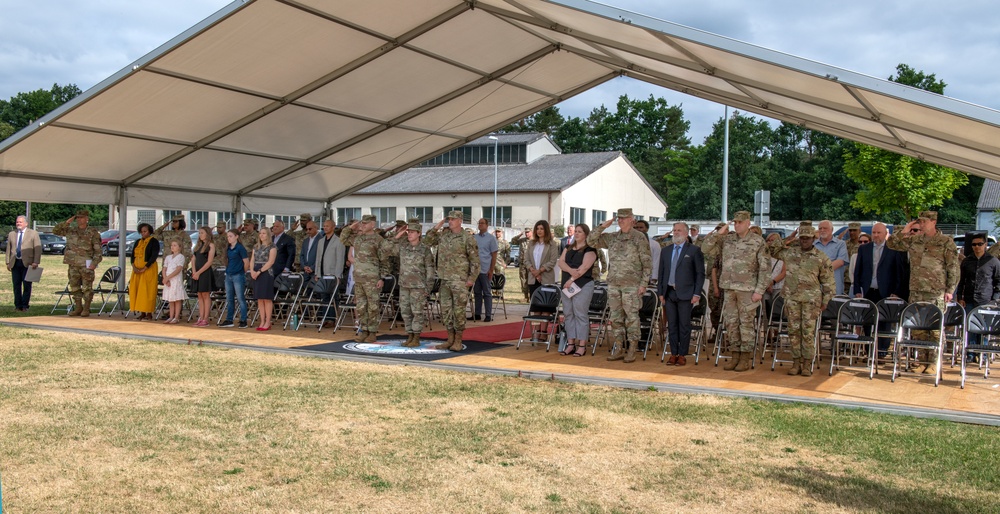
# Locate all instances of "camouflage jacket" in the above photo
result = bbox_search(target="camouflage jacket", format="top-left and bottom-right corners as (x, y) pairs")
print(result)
(212, 233), (228, 267)
(886, 229), (959, 294)
(290, 229), (308, 269)
(701, 231), (769, 294)
(425, 228), (479, 283)
(154, 228), (193, 260)
(766, 240), (834, 305)
(238, 229), (259, 254)
(340, 226), (393, 281)
(586, 226), (651, 287)
(496, 239), (511, 274)
(988, 242), (1000, 260)
(390, 242), (436, 290)
(53, 221), (102, 267)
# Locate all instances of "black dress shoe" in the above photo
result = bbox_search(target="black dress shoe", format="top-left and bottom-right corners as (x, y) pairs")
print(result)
(484, 316), (492, 322)
(467, 315), (482, 321)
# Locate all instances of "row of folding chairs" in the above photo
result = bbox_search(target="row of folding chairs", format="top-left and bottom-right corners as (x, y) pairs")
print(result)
(52, 266), (127, 316)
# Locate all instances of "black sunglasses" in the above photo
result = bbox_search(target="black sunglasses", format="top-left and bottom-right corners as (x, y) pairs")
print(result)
(971, 242), (986, 247)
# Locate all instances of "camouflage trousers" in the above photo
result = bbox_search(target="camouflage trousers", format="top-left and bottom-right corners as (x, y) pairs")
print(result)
(723, 290), (760, 352)
(399, 287), (428, 333)
(708, 290), (723, 335)
(440, 280), (470, 332)
(68, 265), (96, 301)
(519, 267), (530, 302)
(908, 291), (947, 353)
(785, 299), (822, 361)
(354, 277), (382, 333)
(608, 285), (642, 345)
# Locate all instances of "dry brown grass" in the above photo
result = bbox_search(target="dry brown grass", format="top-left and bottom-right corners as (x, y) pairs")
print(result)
(1, 325), (998, 513)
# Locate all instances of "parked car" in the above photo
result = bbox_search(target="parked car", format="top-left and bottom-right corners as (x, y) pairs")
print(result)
(40, 233), (67, 254)
(508, 245), (520, 267)
(108, 232), (142, 257)
(100, 229), (135, 256)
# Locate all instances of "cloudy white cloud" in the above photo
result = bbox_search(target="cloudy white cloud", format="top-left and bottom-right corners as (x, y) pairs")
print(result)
(3, 0), (998, 144)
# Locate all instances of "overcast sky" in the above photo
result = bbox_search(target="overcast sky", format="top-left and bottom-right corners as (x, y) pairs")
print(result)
(3, 0), (998, 144)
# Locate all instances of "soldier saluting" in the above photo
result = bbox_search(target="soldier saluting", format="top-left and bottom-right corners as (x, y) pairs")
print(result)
(53, 209), (102, 317)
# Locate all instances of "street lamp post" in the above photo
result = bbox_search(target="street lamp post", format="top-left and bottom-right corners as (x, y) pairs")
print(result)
(489, 135), (498, 228)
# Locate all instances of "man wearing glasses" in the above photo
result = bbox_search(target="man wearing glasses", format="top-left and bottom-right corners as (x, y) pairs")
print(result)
(957, 234), (1000, 355)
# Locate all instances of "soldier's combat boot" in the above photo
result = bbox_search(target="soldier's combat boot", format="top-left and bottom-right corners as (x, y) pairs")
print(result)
(733, 351), (752, 372)
(362, 331), (377, 343)
(623, 341), (637, 363)
(69, 298), (83, 317)
(436, 331), (455, 350)
(450, 331), (464, 352)
(355, 330), (369, 343)
(401, 333), (419, 347)
(800, 358), (813, 377)
(723, 351), (740, 371)
(607, 341), (625, 361)
(80, 295), (93, 317)
(787, 358), (802, 376)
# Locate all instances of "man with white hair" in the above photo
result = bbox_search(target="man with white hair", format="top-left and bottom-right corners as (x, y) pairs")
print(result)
(6, 215), (42, 312)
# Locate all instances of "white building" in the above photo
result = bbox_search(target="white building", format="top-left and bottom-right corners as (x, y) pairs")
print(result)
(120, 133), (667, 233)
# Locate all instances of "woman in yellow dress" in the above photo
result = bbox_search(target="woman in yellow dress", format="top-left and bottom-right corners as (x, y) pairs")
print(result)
(129, 223), (161, 320)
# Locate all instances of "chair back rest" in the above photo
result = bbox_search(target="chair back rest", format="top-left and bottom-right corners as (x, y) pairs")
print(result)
(101, 266), (121, 283)
(311, 276), (339, 296)
(691, 292), (708, 317)
(900, 302), (943, 332)
(769, 295), (787, 324)
(875, 298), (907, 327)
(588, 286), (608, 313)
(838, 298), (877, 327)
(639, 290), (658, 317)
(212, 268), (227, 291)
(528, 284), (561, 314)
(274, 273), (303, 293)
(943, 303), (966, 328)
(966, 305), (1000, 336)
(430, 278), (441, 294)
(380, 275), (397, 295)
(822, 296), (850, 320)
(490, 273), (506, 290)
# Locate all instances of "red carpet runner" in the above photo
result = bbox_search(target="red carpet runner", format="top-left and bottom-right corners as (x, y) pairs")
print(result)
(422, 321), (526, 343)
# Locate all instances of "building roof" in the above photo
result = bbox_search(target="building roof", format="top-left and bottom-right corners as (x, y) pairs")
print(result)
(978, 179), (1000, 210)
(357, 151), (622, 194)
(465, 133), (550, 146)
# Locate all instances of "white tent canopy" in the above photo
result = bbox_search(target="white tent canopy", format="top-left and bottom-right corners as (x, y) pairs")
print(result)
(3, 0), (1000, 215)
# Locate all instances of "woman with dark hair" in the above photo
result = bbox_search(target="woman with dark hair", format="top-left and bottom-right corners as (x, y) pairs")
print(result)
(128, 223), (160, 320)
(524, 220), (559, 298)
(557, 223), (598, 356)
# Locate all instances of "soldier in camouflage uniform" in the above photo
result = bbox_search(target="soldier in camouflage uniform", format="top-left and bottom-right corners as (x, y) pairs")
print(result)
(689, 224), (705, 247)
(212, 220), (229, 268)
(701, 211), (770, 372)
(766, 223), (835, 376)
(424, 211), (480, 351)
(53, 209), (103, 316)
(238, 218), (259, 254)
(886, 210), (960, 376)
(510, 227), (532, 301)
(340, 214), (394, 343)
(587, 208), (652, 363)
(288, 213), (313, 272)
(155, 214), (193, 267)
(389, 223), (436, 347)
(842, 222), (862, 294)
(495, 229), (511, 275)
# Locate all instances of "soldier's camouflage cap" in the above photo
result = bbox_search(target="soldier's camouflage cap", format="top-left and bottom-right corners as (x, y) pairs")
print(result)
(690, 224), (700, 231)
(799, 220), (812, 227)
(848, 222), (861, 230)
(918, 210), (938, 221)
(243, 218), (256, 224)
(799, 224), (817, 238)
(299, 213), (312, 221)
(733, 211), (751, 221)
(361, 214), (377, 223)
(407, 223), (422, 232)
(76, 209), (90, 218)
(407, 217), (421, 224)
(616, 207), (633, 218)
(216, 220), (227, 228)
(446, 210), (465, 219)
(715, 222), (727, 230)
(394, 220), (406, 226)
(171, 214), (185, 222)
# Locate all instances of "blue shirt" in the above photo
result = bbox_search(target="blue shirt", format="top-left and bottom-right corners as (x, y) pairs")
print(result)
(474, 232), (499, 273)
(226, 244), (248, 276)
(814, 237), (848, 294)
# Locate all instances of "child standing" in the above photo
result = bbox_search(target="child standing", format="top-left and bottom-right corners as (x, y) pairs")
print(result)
(161, 240), (188, 323)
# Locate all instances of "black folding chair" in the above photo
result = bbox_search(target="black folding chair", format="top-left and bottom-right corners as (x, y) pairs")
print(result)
(942, 303), (967, 367)
(295, 276), (340, 332)
(587, 284), (610, 355)
(829, 298), (879, 378)
(892, 302), (945, 386)
(760, 295), (790, 371)
(490, 273), (507, 320)
(516, 284), (561, 351)
(874, 297), (908, 368)
(93, 266), (125, 315)
(638, 290), (662, 360)
(962, 305), (1000, 389)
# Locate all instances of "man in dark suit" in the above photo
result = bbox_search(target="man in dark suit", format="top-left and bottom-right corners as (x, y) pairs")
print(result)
(657, 222), (705, 366)
(270, 220), (297, 274)
(6, 215), (43, 311)
(852, 222), (906, 357)
(299, 221), (322, 281)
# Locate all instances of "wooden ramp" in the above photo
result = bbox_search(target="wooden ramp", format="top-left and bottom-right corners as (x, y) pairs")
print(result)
(5, 310), (1000, 422)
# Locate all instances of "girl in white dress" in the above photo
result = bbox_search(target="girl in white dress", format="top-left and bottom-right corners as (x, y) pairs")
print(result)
(161, 240), (188, 323)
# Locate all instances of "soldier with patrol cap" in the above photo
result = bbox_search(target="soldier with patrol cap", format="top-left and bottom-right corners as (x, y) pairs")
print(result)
(887, 210), (960, 375)
(425, 210), (480, 351)
(212, 220), (229, 268)
(587, 207), (652, 363)
(289, 213), (313, 271)
(702, 211), (770, 372)
(340, 214), (395, 343)
(53, 209), (102, 316)
(842, 221), (863, 293)
(390, 222), (436, 347)
(155, 214), (193, 267)
(238, 217), (259, 254)
(767, 222), (835, 376)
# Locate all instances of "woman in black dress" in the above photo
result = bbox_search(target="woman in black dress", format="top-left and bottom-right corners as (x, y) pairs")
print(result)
(191, 226), (216, 326)
(251, 228), (277, 331)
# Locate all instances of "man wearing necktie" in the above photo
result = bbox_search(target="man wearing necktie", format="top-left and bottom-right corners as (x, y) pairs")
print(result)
(657, 222), (705, 366)
(6, 215), (43, 312)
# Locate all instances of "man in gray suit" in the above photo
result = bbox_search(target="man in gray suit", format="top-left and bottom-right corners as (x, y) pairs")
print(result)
(6, 215), (42, 312)
(656, 222), (705, 366)
(313, 219), (346, 328)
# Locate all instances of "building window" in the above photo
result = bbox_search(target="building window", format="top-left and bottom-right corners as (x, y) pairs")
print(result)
(481, 206), (512, 227)
(189, 211), (209, 228)
(417, 143), (527, 167)
(371, 207), (397, 226)
(407, 206), (433, 223)
(569, 207), (586, 226)
(337, 208), (362, 227)
(162, 210), (181, 225)
(273, 215), (295, 229)
(592, 210), (607, 228)
(634, 215), (644, 221)
(247, 213), (267, 230)
(442, 206), (472, 224)
(217, 212), (234, 229)
(649, 217), (660, 222)
(137, 209), (156, 226)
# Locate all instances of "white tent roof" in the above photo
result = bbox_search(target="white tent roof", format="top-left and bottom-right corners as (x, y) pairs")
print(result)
(4, 0), (1000, 214)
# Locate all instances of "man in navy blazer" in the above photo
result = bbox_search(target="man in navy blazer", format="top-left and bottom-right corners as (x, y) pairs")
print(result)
(852, 222), (906, 357)
(657, 222), (706, 365)
(299, 221), (322, 281)
(270, 220), (297, 274)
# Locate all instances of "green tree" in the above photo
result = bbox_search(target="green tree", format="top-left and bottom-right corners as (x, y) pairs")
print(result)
(499, 106), (564, 136)
(0, 121), (14, 141)
(0, 83), (82, 131)
(843, 65), (969, 220)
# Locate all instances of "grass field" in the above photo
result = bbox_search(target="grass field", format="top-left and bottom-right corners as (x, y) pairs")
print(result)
(1, 323), (999, 512)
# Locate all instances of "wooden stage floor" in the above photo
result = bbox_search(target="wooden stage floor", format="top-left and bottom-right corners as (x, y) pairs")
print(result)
(4, 306), (1000, 424)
